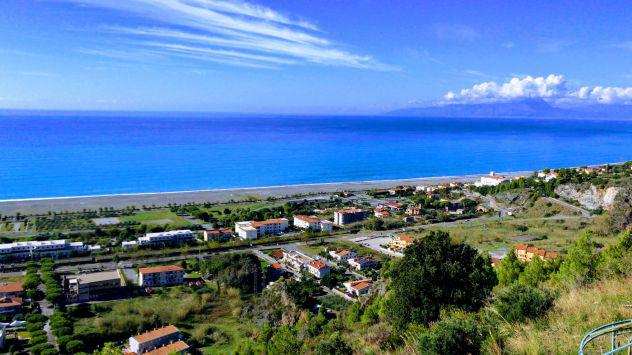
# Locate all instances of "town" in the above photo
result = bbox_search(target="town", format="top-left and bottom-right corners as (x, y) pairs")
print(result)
(0, 163), (631, 354)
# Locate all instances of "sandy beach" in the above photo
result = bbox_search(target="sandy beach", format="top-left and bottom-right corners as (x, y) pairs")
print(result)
(0, 171), (531, 215)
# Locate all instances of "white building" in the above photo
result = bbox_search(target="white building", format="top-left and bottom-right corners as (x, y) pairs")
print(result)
(377, 202), (403, 212)
(293, 215), (333, 231)
(479, 172), (508, 186)
(306, 260), (330, 279)
(127, 325), (186, 355)
(343, 279), (373, 296)
(138, 265), (185, 287)
(121, 241), (138, 250)
(537, 171), (558, 182)
(235, 218), (289, 239)
(329, 249), (357, 262)
(333, 208), (367, 226)
(137, 230), (195, 247)
(282, 250), (313, 270)
(0, 240), (92, 261)
(348, 257), (379, 271)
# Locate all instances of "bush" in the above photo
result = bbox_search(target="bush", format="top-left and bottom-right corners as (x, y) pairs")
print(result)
(30, 343), (55, 355)
(494, 284), (553, 322)
(26, 322), (46, 332)
(418, 315), (484, 355)
(29, 335), (49, 346)
(65, 339), (85, 353)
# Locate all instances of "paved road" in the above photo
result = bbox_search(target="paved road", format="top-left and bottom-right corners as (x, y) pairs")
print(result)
(543, 196), (592, 218)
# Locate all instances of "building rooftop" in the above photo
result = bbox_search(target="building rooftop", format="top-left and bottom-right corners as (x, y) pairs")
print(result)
(308, 260), (328, 270)
(250, 218), (289, 228)
(336, 208), (365, 214)
(69, 270), (121, 284)
(294, 215), (321, 223)
(143, 341), (189, 355)
(0, 297), (23, 309)
(132, 325), (180, 344)
(139, 265), (184, 275)
(0, 282), (23, 294)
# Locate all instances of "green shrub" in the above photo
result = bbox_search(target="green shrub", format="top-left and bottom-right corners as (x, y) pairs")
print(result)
(418, 315), (484, 355)
(494, 284), (553, 322)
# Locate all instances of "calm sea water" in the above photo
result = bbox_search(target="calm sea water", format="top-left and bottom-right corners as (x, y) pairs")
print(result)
(1, 113), (631, 199)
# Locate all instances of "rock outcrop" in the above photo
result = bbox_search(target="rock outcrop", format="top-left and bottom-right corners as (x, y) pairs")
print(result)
(555, 184), (620, 210)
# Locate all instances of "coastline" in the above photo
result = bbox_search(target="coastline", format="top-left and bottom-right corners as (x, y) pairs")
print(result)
(0, 171), (531, 215)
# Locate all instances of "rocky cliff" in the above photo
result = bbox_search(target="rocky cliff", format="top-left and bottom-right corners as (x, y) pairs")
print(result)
(555, 184), (620, 210)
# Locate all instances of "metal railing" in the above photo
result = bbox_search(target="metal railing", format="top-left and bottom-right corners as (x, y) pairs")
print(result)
(579, 319), (632, 355)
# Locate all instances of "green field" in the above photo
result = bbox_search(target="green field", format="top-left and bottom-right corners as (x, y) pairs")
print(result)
(120, 210), (191, 225)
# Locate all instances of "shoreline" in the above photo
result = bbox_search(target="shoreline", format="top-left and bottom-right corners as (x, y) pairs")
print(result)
(0, 171), (531, 215)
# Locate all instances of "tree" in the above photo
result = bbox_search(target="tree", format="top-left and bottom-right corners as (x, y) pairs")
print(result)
(519, 256), (553, 287)
(267, 325), (302, 355)
(494, 283), (553, 322)
(417, 315), (484, 355)
(314, 332), (352, 355)
(599, 230), (632, 277)
(495, 249), (524, 286)
(385, 231), (497, 328)
(558, 232), (600, 284)
(65, 340), (85, 353)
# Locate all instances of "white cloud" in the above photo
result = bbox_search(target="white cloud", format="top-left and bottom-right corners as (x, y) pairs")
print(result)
(443, 74), (632, 105)
(64, 0), (392, 70)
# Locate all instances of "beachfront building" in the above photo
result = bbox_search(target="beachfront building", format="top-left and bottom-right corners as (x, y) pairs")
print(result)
(126, 325), (188, 355)
(282, 250), (314, 270)
(64, 270), (123, 302)
(139, 265), (185, 287)
(343, 279), (374, 297)
(329, 249), (357, 262)
(203, 228), (233, 241)
(389, 235), (415, 252)
(348, 257), (379, 271)
(306, 260), (330, 279)
(235, 218), (289, 239)
(0, 282), (24, 298)
(333, 208), (368, 226)
(478, 172), (509, 186)
(537, 171), (558, 182)
(293, 215), (334, 231)
(0, 240), (93, 261)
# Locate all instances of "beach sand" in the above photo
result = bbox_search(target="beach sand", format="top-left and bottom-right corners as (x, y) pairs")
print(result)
(0, 171), (531, 215)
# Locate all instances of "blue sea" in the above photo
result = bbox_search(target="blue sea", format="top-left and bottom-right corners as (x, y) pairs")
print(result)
(1, 113), (632, 200)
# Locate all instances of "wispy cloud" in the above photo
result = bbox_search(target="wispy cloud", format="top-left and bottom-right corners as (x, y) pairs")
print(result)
(501, 41), (515, 49)
(64, 0), (393, 70)
(435, 24), (480, 42)
(611, 41), (632, 50)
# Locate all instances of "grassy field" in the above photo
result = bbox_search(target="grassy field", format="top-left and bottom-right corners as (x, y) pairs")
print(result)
(421, 216), (614, 256)
(120, 210), (191, 225)
(0, 275), (26, 283)
(517, 197), (580, 218)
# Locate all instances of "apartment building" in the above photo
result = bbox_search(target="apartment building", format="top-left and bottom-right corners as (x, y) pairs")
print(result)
(64, 270), (123, 302)
(333, 208), (367, 226)
(0, 240), (92, 261)
(235, 218), (289, 239)
(127, 325), (188, 354)
(328, 249), (357, 262)
(138, 230), (195, 246)
(139, 265), (185, 287)
(478, 172), (508, 186)
(0, 282), (24, 298)
(306, 260), (330, 279)
(282, 250), (313, 270)
(203, 228), (233, 241)
(293, 215), (333, 231)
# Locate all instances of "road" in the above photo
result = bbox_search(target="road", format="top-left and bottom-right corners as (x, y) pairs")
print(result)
(543, 196), (592, 218)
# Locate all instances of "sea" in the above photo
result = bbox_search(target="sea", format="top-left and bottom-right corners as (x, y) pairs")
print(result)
(1, 113), (632, 200)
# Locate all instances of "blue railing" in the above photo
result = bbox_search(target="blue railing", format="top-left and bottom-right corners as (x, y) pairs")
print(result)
(579, 319), (632, 355)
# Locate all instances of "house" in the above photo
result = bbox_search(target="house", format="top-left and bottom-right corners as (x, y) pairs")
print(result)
(343, 279), (373, 297)
(333, 208), (367, 226)
(137, 230), (195, 247)
(328, 249), (357, 262)
(0, 240), (94, 261)
(139, 265), (185, 287)
(388, 186), (411, 195)
(270, 250), (285, 260)
(293, 215), (334, 231)
(374, 209), (390, 218)
(491, 257), (502, 268)
(282, 250), (314, 270)
(479, 172), (508, 186)
(64, 270), (123, 302)
(537, 171), (558, 181)
(406, 205), (423, 216)
(0, 282), (24, 298)
(449, 181), (463, 188)
(389, 235), (415, 252)
(377, 202), (403, 212)
(0, 297), (23, 314)
(126, 325), (185, 355)
(348, 257), (379, 271)
(143, 341), (189, 355)
(514, 244), (557, 262)
(306, 260), (330, 279)
(235, 218), (289, 239)
(203, 229), (233, 241)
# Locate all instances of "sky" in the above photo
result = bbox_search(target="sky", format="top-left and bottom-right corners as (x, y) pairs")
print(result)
(0, 0), (630, 114)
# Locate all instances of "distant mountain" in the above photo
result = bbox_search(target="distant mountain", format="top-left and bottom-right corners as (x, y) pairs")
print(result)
(387, 99), (632, 119)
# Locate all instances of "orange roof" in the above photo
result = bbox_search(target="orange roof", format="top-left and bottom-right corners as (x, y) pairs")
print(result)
(398, 235), (415, 243)
(0, 297), (23, 308)
(139, 265), (184, 275)
(347, 279), (373, 291)
(0, 282), (23, 294)
(545, 251), (558, 260)
(308, 260), (328, 270)
(536, 249), (546, 256)
(250, 218), (288, 227)
(143, 341), (189, 355)
(526, 247), (538, 253)
(132, 325), (180, 344)
(336, 208), (364, 214)
(515, 244), (528, 251)
(270, 250), (284, 259)
(294, 215), (320, 223)
(271, 262), (282, 269)
(206, 229), (232, 235)
(491, 258), (502, 267)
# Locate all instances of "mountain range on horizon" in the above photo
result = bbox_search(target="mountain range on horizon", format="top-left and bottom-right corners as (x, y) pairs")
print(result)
(387, 99), (632, 119)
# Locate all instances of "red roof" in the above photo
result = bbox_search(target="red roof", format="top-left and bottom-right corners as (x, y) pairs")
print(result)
(132, 325), (180, 344)
(0, 282), (23, 294)
(206, 229), (232, 235)
(308, 260), (328, 270)
(294, 215), (321, 223)
(139, 265), (184, 275)
(143, 341), (189, 355)
(270, 250), (284, 259)
(515, 244), (528, 251)
(271, 262), (282, 269)
(398, 235), (415, 243)
(251, 218), (288, 227)
(0, 297), (23, 309)
(526, 247), (538, 253)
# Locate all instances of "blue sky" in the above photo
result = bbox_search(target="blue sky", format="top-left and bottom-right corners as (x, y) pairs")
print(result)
(0, 0), (630, 113)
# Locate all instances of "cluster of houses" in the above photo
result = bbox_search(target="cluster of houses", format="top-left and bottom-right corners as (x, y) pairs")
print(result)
(328, 249), (379, 271)
(388, 235), (415, 253)
(282, 250), (331, 278)
(514, 244), (558, 262)
(125, 324), (189, 355)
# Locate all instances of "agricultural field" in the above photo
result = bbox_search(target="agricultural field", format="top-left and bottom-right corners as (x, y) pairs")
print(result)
(119, 210), (191, 226)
